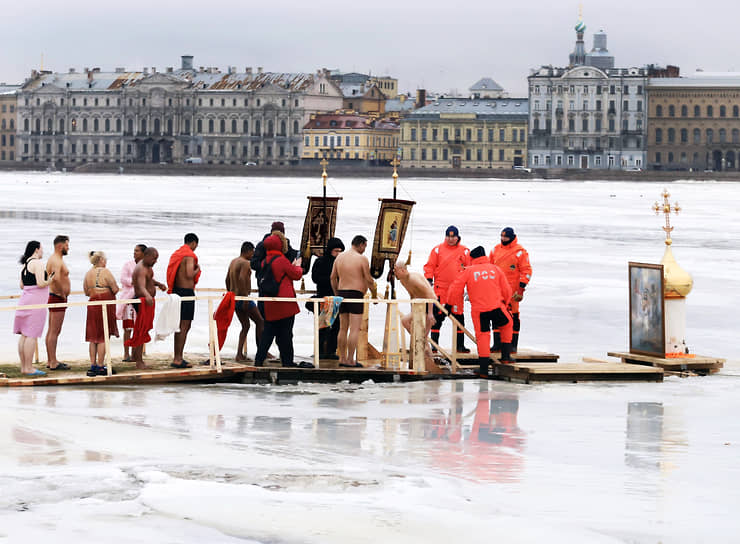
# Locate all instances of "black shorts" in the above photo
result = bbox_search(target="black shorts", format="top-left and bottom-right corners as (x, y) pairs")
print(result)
(173, 287), (195, 321)
(338, 289), (364, 315)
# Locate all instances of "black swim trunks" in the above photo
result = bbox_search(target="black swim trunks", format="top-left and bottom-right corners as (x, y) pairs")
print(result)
(338, 289), (365, 315)
(173, 286), (195, 321)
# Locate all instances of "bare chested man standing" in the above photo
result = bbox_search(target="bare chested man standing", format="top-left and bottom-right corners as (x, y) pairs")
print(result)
(45, 235), (70, 370)
(130, 247), (165, 369)
(226, 241), (265, 361)
(394, 261), (438, 367)
(167, 233), (201, 368)
(330, 235), (376, 368)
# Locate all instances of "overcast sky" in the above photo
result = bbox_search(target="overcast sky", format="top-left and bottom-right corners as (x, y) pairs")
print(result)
(3, 0), (738, 97)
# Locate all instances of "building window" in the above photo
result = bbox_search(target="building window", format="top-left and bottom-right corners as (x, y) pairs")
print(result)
(410, 128), (416, 141)
(719, 128), (727, 143)
(476, 149), (482, 161)
(432, 128), (438, 141)
(443, 128), (449, 141)
(595, 156), (601, 166)
(668, 105), (675, 117)
(706, 129), (714, 143)
(568, 119), (575, 131)
(720, 105), (727, 117)
(595, 118), (602, 131)
(734, 106), (740, 118)
(681, 105), (688, 117)
(734, 129), (740, 144)
(432, 149), (438, 160)
(623, 85), (629, 95)
(466, 129), (472, 141)
(707, 105), (713, 117)
(668, 152), (674, 163)
(609, 119), (615, 132)
(421, 149), (427, 160)
(499, 149), (504, 161)
(667, 128), (675, 143)
(622, 119), (629, 131)
(680, 128), (688, 143)
(655, 128), (663, 143)
(421, 128), (427, 141)
(693, 128), (701, 144)
(519, 129), (525, 142)
(656, 105), (663, 117)
(477, 129), (483, 142)
(209, 119), (214, 133)
(443, 149), (448, 160)
(694, 105), (701, 117)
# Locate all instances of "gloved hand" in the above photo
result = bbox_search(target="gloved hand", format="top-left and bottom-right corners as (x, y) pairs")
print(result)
(512, 283), (526, 302)
(427, 278), (433, 287)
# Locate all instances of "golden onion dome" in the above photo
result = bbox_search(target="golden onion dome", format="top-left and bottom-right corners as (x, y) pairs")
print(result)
(661, 243), (693, 297)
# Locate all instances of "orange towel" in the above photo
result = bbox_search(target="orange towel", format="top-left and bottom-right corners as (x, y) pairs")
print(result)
(166, 245), (202, 294)
(214, 292), (236, 350)
(125, 298), (155, 347)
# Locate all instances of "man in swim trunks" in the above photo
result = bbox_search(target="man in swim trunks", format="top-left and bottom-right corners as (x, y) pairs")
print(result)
(168, 233), (201, 368)
(45, 234), (70, 370)
(131, 247), (165, 369)
(226, 241), (265, 361)
(330, 235), (376, 368)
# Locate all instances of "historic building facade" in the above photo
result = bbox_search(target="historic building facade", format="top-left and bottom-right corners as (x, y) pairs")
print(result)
(302, 112), (399, 162)
(400, 96), (528, 169)
(647, 76), (740, 171)
(527, 22), (648, 170)
(0, 85), (19, 162)
(16, 57), (343, 165)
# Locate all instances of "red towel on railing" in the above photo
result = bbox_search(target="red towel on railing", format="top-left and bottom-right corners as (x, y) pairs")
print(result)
(124, 298), (155, 347)
(214, 292), (236, 350)
(166, 245), (202, 294)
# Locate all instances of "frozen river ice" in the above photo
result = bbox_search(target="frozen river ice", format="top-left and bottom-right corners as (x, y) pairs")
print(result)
(0, 171), (738, 542)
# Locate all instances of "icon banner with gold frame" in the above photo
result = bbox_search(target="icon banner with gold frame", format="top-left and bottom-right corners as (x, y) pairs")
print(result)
(628, 261), (665, 357)
(370, 198), (415, 278)
(299, 196), (341, 274)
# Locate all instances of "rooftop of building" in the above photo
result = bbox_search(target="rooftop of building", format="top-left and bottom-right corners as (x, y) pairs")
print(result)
(385, 97), (416, 112)
(649, 74), (740, 87)
(406, 97), (529, 118)
(469, 77), (504, 92)
(304, 112), (398, 130)
(0, 85), (20, 95)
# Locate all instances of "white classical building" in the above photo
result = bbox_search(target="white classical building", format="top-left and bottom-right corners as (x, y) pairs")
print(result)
(527, 21), (648, 170)
(16, 56), (343, 166)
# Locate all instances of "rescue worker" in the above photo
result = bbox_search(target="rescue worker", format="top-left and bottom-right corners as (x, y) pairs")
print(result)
(423, 225), (471, 353)
(447, 246), (514, 377)
(489, 227), (532, 354)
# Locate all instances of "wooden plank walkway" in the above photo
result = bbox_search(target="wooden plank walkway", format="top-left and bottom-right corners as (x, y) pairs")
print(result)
(489, 361), (664, 383)
(454, 348), (560, 364)
(607, 351), (725, 375)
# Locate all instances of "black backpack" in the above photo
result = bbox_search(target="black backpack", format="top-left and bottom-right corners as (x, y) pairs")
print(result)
(257, 255), (284, 297)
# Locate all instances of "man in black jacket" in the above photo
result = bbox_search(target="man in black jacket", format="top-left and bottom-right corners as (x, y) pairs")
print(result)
(310, 237), (344, 359)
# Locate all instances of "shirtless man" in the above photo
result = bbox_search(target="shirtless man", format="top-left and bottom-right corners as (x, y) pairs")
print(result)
(330, 235), (376, 368)
(225, 241), (265, 361)
(131, 247), (165, 369)
(394, 261), (438, 367)
(45, 235), (70, 370)
(170, 233), (201, 368)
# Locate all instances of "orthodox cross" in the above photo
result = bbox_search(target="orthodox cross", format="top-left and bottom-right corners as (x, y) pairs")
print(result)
(390, 157), (400, 199)
(653, 188), (681, 246)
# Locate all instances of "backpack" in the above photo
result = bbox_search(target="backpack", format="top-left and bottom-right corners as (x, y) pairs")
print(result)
(257, 255), (284, 297)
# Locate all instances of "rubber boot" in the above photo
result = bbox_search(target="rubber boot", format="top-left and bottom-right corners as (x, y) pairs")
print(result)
(500, 343), (516, 365)
(430, 331), (439, 353)
(490, 331), (502, 353)
(511, 332), (519, 354)
(478, 357), (490, 378)
(456, 330), (470, 353)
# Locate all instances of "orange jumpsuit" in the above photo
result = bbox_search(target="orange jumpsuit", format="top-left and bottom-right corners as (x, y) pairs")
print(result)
(489, 236), (531, 349)
(424, 241), (471, 348)
(447, 256), (512, 358)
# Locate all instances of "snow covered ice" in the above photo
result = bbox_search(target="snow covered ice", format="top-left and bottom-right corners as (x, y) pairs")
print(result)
(0, 171), (738, 543)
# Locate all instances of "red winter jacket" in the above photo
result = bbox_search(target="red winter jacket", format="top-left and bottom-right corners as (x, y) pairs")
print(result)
(262, 236), (303, 321)
(446, 256), (512, 314)
(423, 241), (470, 305)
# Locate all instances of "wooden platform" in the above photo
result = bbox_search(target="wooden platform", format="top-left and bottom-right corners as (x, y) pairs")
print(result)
(454, 348), (560, 365)
(488, 361), (664, 383)
(607, 351), (725, 375)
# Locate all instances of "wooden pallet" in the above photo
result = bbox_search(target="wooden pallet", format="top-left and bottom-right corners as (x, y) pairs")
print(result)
(452, 348), (560, 364)
(607, 351), (725, 375)
(490, 361), (664, 383)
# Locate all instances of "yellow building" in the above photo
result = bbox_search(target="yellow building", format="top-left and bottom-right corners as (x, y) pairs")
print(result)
(368, 76), (398, 99)
(342, 83), (386, 115)
(0, 86), (19, 162)
(302, 111), (399, 163)
(400, 97), (529, 169)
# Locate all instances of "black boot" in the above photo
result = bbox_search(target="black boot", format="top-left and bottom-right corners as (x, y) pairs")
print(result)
(511, 333), (519, 354)
(456, 331), (470, 354)
(490, 331), (502, 353)
(478, 357), (490, 378)
(431, 331), (439, 353)
(500, 343), (516, 365)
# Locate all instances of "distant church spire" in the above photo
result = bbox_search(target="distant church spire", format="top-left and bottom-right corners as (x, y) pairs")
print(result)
(569, 6), (587, 67)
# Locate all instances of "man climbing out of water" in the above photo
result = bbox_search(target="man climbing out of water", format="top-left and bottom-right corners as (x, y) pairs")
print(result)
(394, 261), (438, 368)
(167, 233), (201, 368)
(424, 226), (471, 354)
(489, 227), (532, 354)
(330, 235), (377, 368)
(447, 246), (514, 378)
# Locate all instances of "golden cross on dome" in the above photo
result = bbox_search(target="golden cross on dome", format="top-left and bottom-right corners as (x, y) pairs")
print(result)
(390, 157), (400, 188)
(652, 188), (681, 246)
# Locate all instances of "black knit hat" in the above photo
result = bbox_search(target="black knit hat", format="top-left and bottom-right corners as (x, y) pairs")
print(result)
(327, 237), (345, 252)
(501, 227), (515, 240)
(470, 246), (486, 259)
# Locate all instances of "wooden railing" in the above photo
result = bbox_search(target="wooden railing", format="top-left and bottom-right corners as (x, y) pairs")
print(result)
(1, 290), (479, 377)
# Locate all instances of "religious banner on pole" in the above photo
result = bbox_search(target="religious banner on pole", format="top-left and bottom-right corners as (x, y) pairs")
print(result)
(299, 196), (341, 274)
(370, 198), (415, 278)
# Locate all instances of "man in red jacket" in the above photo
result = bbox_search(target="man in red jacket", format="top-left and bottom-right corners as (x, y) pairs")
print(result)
(254, 235), (311, 368)
(489, 227), (532, 354)
(447, 246), (514, 377)
(424, 226), (471, 354)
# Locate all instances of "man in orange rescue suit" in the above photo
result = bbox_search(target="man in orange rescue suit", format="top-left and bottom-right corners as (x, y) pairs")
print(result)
(447, 246), (514, 377)
(489, 227), (531, 354)
(424, 225), (471, 353)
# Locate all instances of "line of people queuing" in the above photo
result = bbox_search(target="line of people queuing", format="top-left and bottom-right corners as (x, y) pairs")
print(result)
(13, 222), (531, 379)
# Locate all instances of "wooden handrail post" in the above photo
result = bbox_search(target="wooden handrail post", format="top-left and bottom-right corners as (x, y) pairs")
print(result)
(450, 318), (458, 372)
(313, 300), (321, 369)
(102, 300), (112, 376)
(410, 300), (427, 372)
